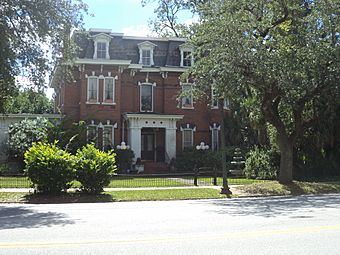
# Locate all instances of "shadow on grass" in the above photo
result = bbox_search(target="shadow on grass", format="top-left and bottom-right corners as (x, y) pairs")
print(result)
(24, 192), (115, 204)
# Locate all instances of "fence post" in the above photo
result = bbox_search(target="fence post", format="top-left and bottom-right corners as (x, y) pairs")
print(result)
(213, 167), (217, 186)
(194, 166), (198, 186)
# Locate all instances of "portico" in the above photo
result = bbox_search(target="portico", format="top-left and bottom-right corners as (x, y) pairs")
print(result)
(123, 113), (183, 162)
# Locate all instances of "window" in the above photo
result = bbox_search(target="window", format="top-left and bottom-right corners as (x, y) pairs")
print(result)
(104, 77), (115, 103)
(92, 33), (111, 59)
(142, 50), (151, 66)
(138, 41), (156, 66)
(183, 51), (193, 67)
(181, 83), (193, 109)
(211, 128), (219, 151)
(182, 129), (193, 149)
(97, 42), (107, 59)
(211, 85), (229, 109)
(87, 77), (98, 102)
(140, 83), (153, 112)
(181, 124), (196, 150)
(87, 125), (97, 145)
(179, 44), (194, 67)
(103, 126), (113, 150)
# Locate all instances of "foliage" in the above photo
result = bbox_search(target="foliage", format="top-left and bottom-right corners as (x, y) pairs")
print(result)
(8, 117), (52, 159)
(188, 0), (340, 183)
(75, 144), (117, 193)
(142, 0), (200, 37)
(47, 120), (87, 154)
(24, 142), (75, 194)
(0, 0), (88, 113)
(0, 164), (10, 176)
(244, 146), (278, 180)
(175, 148), (234, 172)
(295, 145), (340, 180)
(115, 149), (135, 173)
(4, 89), (53, 114)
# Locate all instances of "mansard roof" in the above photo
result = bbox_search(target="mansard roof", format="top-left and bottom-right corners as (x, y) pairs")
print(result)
(73, 29), (187, 67)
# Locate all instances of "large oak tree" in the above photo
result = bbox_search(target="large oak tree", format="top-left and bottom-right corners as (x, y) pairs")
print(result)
(0, 0), (88, 113)
(189, 0), (339, 183)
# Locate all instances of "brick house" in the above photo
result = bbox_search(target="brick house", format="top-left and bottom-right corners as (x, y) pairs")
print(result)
(51, 28), (227, 172)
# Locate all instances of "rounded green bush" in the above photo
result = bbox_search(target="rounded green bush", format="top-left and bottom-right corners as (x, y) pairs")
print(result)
(75, 144), (117, 193)
(244, 146), (277, 180)
(24, 142), (75, 193)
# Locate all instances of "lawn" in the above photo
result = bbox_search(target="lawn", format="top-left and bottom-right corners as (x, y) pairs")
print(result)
(196, 177), (265, 186)
(0, 188), (226, 203)
(0, 176), (31, 188)
(1, 176), (263, 189)
(236, 181), (340, 196)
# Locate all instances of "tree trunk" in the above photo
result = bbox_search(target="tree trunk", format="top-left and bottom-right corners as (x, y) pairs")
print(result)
(278, 137), (294, 184)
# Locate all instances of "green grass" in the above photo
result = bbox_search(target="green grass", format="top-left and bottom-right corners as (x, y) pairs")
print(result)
(0, 176), (263, 189)
(105, 188), (226, 201)
(0, 192), (28, 202)
(0, 188), (226, 203)
(0, 177), (31, 188)
(236, 181), (340, 196)
(197, 177), (265, 186)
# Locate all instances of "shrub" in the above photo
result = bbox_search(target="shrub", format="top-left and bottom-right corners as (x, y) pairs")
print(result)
(175, 149), (226, 172)
(75, 144), (117, 193)
(8, 117), (52, 168)
(24, 142), (75, 193)
(244, 146), (277, 180)
(0, 164), (10, 175)
(115, 148), (134, 173)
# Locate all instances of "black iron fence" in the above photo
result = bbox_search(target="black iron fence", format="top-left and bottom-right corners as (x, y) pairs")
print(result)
(0, 171), (259, 189)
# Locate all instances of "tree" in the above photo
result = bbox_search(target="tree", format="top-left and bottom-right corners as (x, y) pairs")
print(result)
(141, 0), (203, 37)
(5, 89), (54, 114)
(189, 0), (340, 183)
(0, 0), (88, 113)
(8, 117), (52, 167)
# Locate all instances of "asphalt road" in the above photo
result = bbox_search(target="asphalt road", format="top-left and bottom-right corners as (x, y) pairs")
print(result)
(1, 194), (340, 255)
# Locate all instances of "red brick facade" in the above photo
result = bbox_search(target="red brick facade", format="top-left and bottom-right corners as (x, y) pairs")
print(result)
(53, 29), (225, 164)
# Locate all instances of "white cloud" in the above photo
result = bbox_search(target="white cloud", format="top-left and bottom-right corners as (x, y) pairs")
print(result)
(121, 24), (156, 37)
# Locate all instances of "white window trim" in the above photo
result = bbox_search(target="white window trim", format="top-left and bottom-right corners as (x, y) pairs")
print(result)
(211, 85), (229, 110)
(139, 82), (156, 112)
(180, 124), (196, 150)
(86, 123), (98, 147)
(103, 77), (116, 104)
(179, 44), (194, 67)
(102, 122), (118, 150)
(92, 34), (111, 60)
(86, 75), (99, 103)
(210, 123), (221, 151)
(138, 41), (156, 66)
(180, 82), (194, 109)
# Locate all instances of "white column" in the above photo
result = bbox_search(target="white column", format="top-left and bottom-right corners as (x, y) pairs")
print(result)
(165, 127), (177, 162)
(129, 127), (141, 161)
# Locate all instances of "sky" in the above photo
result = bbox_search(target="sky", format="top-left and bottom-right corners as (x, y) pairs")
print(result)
(45, 0), (194, 98)
(81, 0), (193, 36)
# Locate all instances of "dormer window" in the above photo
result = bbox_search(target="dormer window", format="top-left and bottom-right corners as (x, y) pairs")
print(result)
(142, 49), (151, 66)
(138, 41), (157, 66)
(97, 42), (107, 59)
(179, 44), (194, 67)
(92, 33), (112, 59)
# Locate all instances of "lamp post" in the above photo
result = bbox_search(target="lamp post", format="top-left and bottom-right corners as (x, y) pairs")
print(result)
(194, 142), (209, 186)
(219, 98), (232, 195)
(116, 141), (130, 150)
(116, 142), (131, 173)
(196, 141), (209, 151)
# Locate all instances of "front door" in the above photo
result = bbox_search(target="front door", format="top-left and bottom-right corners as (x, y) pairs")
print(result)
(141, 132), (155, 161)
